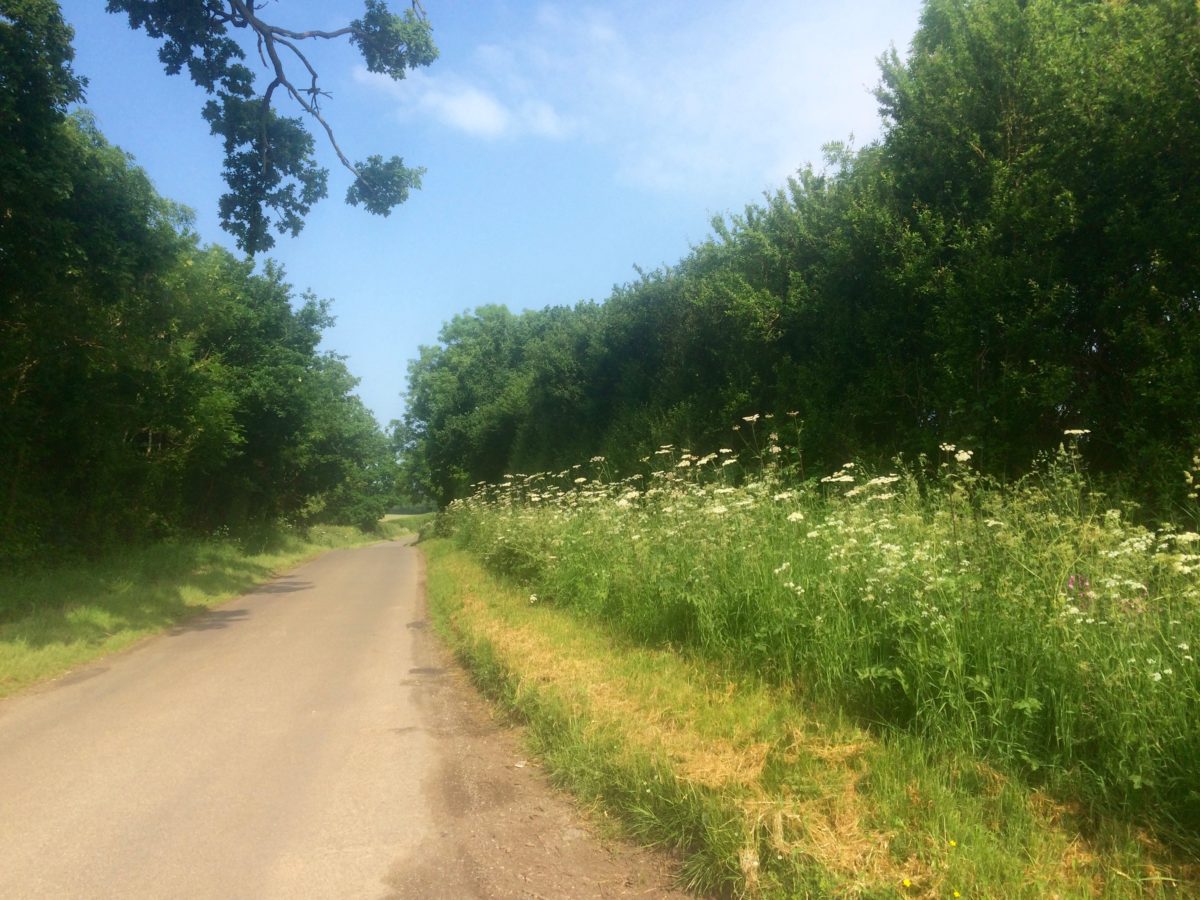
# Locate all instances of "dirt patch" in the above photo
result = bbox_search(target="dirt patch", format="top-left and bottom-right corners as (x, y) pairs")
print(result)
(382, 592), (694, 899)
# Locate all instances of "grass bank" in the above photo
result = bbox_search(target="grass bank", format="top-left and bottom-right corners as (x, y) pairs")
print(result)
(0, 519), (422, 697)
(426, 538), (1199, 898)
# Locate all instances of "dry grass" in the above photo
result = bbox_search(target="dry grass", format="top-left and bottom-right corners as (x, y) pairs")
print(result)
(431, 541), (1200, 898)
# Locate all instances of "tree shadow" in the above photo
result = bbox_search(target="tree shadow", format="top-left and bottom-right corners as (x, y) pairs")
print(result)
(0, 542), (304, 653)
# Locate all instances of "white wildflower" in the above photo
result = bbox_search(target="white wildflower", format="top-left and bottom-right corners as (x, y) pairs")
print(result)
(787, 511), (805, 523)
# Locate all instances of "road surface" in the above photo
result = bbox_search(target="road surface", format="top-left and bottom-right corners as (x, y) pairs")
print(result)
(0, 539), (688, 898)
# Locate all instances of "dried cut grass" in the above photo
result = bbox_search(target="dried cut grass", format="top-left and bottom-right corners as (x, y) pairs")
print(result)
(438, 549), (1200, 898)
(451, 582), (923, 890)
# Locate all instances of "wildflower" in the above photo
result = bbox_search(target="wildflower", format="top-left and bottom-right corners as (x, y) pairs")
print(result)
(787, 511), (805, 523)
(742, 414), (760, 423)
(719, 448), (734, 454)
(722, 459), (737, 467)
(773, 562), (791, 575)
(1151, 672), (1163, 682)
(676, 459), (692, 468)
(948, 839), (957, 847)
(955, 449), (973, 463)
(529, 594), (538, 604)
(590, 455), (605, 463)
(574, 477), (587, 484)
(939, 442), (957, 453)
(1180, 642), (1191, 651)
(1063, 428), (1091, 436)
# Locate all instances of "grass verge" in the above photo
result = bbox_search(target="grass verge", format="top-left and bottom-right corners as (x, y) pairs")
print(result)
(425, 537), (1200, 898)
(0, 521), (412, 697)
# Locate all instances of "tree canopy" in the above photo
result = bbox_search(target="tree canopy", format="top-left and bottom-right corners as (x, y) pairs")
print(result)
(105, 0), (438, 253)
(1, 0), (401, 564)
(398, 0), (1200, 511)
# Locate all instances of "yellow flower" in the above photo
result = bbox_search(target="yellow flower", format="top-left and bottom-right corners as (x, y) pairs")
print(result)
(948, 839), (957, 847)
(902, 879), (912, 888)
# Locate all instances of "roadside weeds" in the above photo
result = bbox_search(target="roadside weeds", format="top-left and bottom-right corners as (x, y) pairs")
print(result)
(424, 538), (1200, 899)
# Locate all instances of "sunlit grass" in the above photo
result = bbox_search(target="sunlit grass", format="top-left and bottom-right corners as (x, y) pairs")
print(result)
(0, 521), (409, 696)
(427, 539), (1200, 897)
(439, 428), (1200, 870)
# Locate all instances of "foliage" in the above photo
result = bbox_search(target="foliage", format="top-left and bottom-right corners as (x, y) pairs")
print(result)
(104, 0), (438, 252)
(430, 539), (1200, 898)
(443, 434), (1200, 841)
(1, 2), (398, 565)
(399, 0), (1200, 513)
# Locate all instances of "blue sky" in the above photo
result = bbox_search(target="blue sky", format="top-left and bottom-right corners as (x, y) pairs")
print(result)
(57, 1), (924, 427)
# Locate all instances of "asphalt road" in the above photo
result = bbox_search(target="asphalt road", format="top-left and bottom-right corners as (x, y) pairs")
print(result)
(0, 539), (687, 899)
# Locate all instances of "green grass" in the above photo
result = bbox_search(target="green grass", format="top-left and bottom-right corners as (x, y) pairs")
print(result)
(0, 521), (410, 696)
(432, 431), (1200, 894)
(443, 437), (1200, 838)
(426, 538), (1200, 898)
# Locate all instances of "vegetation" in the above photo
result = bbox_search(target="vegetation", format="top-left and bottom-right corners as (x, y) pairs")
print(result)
(442, 438), (1200, 839)
(105, 0), (437, 252)
(427, 538), (1200, 898)
(398, 0), (1200, 513)
(2, 1), (401, 568)
(0, 520), (410, 697)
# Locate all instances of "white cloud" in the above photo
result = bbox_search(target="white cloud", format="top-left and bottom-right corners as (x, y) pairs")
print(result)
(353, 67), (572, 141)
(356, 0), (921, 193)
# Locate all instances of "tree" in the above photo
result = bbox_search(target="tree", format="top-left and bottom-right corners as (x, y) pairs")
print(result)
(105, 0), (438, 253)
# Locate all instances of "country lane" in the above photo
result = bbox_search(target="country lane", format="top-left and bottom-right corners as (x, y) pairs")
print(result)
(0, 539), (688, 899)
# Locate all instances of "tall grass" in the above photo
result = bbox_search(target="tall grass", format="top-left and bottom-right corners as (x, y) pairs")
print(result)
(444, 430), (1200, 837)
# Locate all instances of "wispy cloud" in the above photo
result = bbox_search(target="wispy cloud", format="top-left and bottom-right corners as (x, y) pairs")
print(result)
(353, 68), (572, 141)
(357, 0), (920, 194)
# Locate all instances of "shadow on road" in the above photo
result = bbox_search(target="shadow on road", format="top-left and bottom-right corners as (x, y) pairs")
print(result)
(168, 608), (251, 635)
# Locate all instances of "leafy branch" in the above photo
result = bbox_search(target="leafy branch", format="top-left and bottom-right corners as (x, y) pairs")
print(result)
(107, 0), (438, 253)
